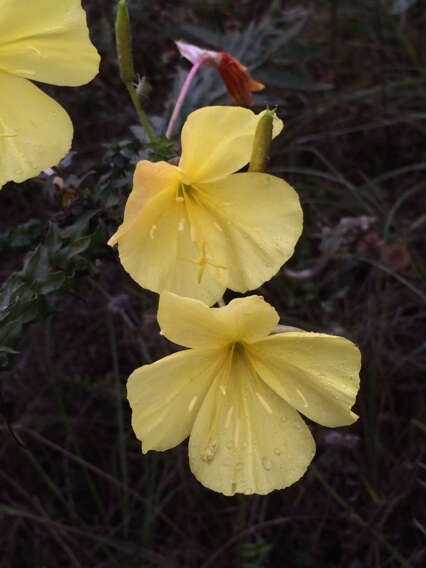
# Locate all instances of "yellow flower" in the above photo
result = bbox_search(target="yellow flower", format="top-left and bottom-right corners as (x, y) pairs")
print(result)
(0, 0), (100, 189)
(128, 292), (361, 496)
(108, 106), (302, 306)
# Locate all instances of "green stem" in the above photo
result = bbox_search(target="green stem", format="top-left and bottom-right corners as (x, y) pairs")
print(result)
(115, 0), (157, 144)
(312, 466), (414, 568)
(125, 81), (157, 144)
(107, 312), (129, 536)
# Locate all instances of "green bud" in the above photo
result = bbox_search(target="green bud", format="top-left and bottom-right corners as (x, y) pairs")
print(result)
(115, 0), (134, 85)
(248, 109), (275, 173)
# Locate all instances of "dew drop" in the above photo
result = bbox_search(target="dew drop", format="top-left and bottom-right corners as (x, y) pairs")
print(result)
(149, 224), (157, 239)
(261, 457), (272, 471)
(202, 442), (217, 463)
(273, 448), (281, 456)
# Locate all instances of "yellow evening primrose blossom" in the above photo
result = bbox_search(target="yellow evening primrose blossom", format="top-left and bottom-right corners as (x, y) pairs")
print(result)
(128, 292), (361, 496)
(0, 0), (100, 189)
(108, 106), (303, 306)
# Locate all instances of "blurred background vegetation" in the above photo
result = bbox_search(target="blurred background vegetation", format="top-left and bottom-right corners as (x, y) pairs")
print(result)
(1, 0), (425, 566)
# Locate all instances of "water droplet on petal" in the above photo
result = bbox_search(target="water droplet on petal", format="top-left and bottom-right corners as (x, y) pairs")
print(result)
(273, 448), (281, 456)
(202, 442), (217, 463)
(149, 224), (157, 239)
(262, 457), (272, 471)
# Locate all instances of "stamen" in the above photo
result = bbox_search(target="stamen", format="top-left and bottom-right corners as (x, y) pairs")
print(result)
(234, 419), (240, 447)
(256, 392), (273, 414)
(24, 46), (42, 56)
(13, 69), (35, 75)
(225, 406), (234, 428)
(219, 384), (226, 396)
(188, 395), (198, 412)
(296, 388), (309, 408)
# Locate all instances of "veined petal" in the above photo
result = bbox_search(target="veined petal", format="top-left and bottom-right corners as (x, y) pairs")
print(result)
(112, 181), (225, 306)
(158, 292), (279, 349)
(0, 0), (99, 86)
(179, 106), (283, 183)
(128, 347), (225, 452)
(189, 172), (302, 293)
(0, 71), (72, 189)
(247, 333), (361, 427)
(189, 347), (316, 495)
(108, 161), (183, 246)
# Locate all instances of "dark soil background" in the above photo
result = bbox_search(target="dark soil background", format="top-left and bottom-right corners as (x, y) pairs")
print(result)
(1, 1), (425, 567)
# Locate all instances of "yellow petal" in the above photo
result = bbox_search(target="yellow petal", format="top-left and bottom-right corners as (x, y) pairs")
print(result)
(247, 333), (361, 427)
(189, 346), (316, 495)
(111, 168), (225, 305)
(108, 161), (183, 246)
(190, 172), (303, 292)
(179, 106), (283, 183)
(128, 347), (225, 452)
(0, 0), (99, 86)
(158, 292), (279, 348)
(0, 71), (72, 189)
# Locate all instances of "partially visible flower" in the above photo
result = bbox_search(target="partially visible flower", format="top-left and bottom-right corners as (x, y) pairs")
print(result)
(176, 40), (264, 106)
(128, 292), (361, 496)
(108, 105), (302, 306)
(0, 0), (100, 189)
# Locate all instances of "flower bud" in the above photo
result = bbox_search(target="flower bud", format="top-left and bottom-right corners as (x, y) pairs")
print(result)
(115, 0), (134, 84)
(248, 109), (275, 173)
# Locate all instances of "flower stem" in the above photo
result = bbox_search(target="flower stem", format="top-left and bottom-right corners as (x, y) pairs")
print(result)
(115, 0), (157, 145)
(125, 80), (156, 144)
(166, 57), (207, 138)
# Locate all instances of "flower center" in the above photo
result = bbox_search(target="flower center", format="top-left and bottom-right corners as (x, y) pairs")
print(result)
(176, 183), (227, 283)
